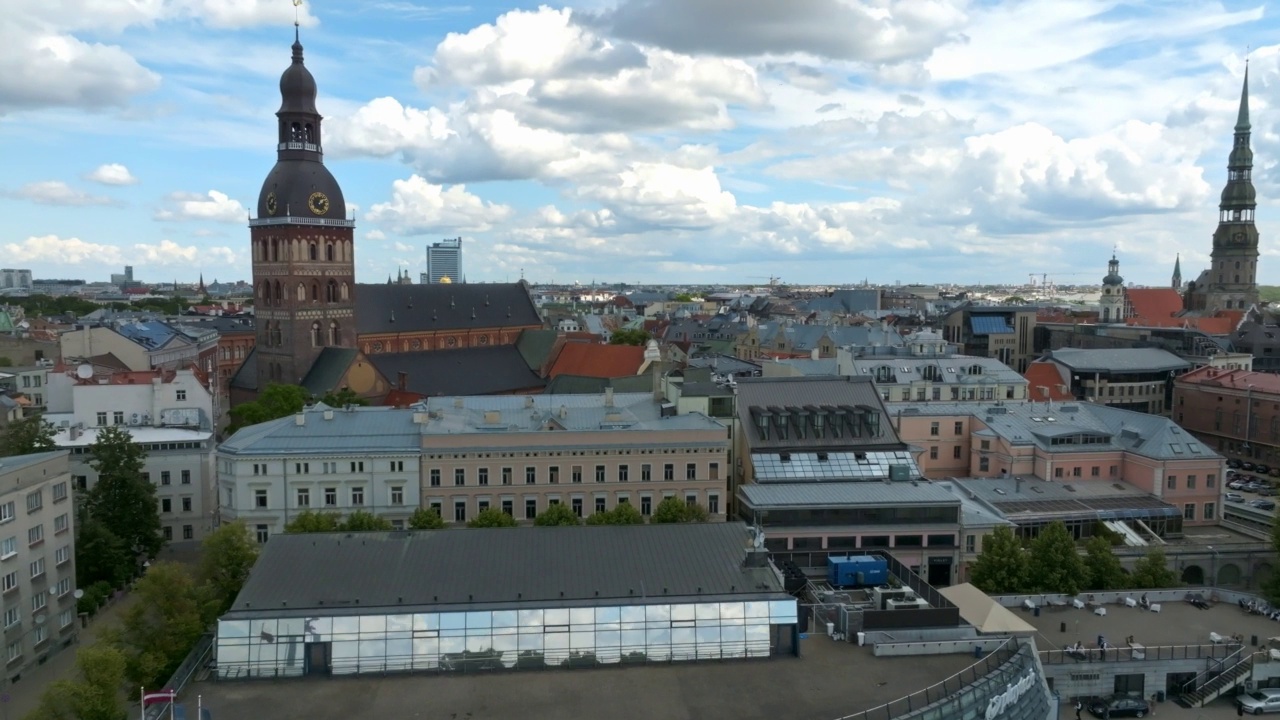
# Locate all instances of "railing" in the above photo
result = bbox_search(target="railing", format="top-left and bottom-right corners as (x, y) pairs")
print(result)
(141, 633), (214, 719)
(831, 638), (1020, 720)
(248, 216), (355, 228)
(1179, 644), (1247, 696)
(1040, 642), (1235, 666)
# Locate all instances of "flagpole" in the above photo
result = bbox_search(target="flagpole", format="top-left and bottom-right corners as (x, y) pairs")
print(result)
(197, 695), (202, 719)
(139, 687), (145, 720)
(170, 692), (176, 720)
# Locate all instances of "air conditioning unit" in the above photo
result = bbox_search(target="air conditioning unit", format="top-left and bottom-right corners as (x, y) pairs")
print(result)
(130, 413), (141, 426)
(59, 421), (69, 429)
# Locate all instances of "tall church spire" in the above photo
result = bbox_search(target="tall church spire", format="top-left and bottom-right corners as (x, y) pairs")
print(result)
(1172, 254), (1182, 289)
(1236, 62), (1250, 131)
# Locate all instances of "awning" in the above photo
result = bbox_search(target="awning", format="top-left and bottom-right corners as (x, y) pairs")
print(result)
(940, 583), (1036, 635)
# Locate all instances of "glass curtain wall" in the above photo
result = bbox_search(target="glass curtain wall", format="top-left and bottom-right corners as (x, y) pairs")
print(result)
(217, 599), (798, 678)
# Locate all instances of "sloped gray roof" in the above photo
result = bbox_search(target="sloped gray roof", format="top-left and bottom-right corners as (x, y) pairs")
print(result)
(417, 392), (724, 435)
(228, 347), (257, 391)
(224, 523), (787, 618)
(846, 356), (1026, 385)
(0, 450), (68, 476)
(368, 346), (545, 397)
(735, 376), (905, 452)
(355, 283), (541, 335)
(738, 481), (957, 508)
(219, 406), (420, 455)
(299, 347), (359, 396)
(1045, 348), (1190, 374)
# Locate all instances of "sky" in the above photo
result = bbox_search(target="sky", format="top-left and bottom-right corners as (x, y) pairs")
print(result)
(0, 0), (1277, 287)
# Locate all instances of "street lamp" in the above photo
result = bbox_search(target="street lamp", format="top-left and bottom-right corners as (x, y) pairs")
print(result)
(1242, 385), (1255, 459)
(1208, 546), (1219, 588)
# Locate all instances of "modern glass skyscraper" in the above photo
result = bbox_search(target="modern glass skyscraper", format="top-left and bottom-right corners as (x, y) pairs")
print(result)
(426, 238), (462, 284)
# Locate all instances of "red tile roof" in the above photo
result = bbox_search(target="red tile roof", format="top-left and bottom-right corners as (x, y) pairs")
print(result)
(547, 343), (645, 379)
(1177, 366), (1280, 393)
(1023, 362), (1073, 400)
(1125, 288), (1183, 323)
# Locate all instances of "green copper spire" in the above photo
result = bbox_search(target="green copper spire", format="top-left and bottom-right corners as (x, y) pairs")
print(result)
(1236, 62), (1250, 131)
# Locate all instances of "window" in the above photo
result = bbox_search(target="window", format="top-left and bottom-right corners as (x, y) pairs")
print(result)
(1207, 473), (1216, 488)
(390, 460), (405, 473)
(181, 470), (191, 485)
(686, 463), (697, 480)
(176, 389), (187, 401)
(161, 471), (171, 486)
(3, 608), (16, 629)
(1167, 476), (1177, 490)
(641, 496), (652, 515)
(54, 577), (71, 597)
(501, 500), (513, 516)
(566, 497), (581, 517)
(163, 526), (173, 541)
(430, 469), (441, 487)
(351, 487), (365, 506)
(0, 538), (13, 559)
(572, 466), (582, 484)
(1183, 503), (1195, 520)
(663, 464), (674, 481)
(33, 626), (46, 646)
(525, 467), (536, 485)
(452, 468), (466, 487)
(181, 498), (192, 513)
(953, 446), (962, 459)
(29, 558), (43, 579)
(7, 641), (20, 662)
(1186, 475), (1197, 489)
(27, 525), (42, 546)
(478, 468), (489, 486)
(430, 502), (442, 516)
(549, 466), (560, 484)
(294, 463), (310, 474)
(1110, 465), (1118, 477)
(979, 440), (990, 451)
(318, 487), (335, 506)
(641, 464), (652, 482)
(929, 446), (938, 460)
(709, 463), (719, 480)
(350, 461), (364, 473)
(454, 501), (466, 523)
(391, 487), (404, 505)
(0, 502), (13, 524)
(161, 498), (172, 514)
(525, 499), (537, 519)
(254, 489), (268, 508)
(113, 411), (124, 425)
(1204, 502), (1216, 521)
(595, 497), (607, 513)
(297, 488), (310, 507)
(617, 465), (628, 483)
(52, 483), (67, 503)
(502, 468), (513, 485)
(930, 422), (940, 436)
(978, 456), (989, 472)
(708, 494), (719, 514)
(30, 591), (45, 613)
(59, 609), (73, 629)
(55, 545), (70, 566)
(54, 514), (68, 534)
(96, 412), (107, 426)
(255, 525), (269, 543)
(1072, 467), (1082, 478)
(25, 491), (41, 513)
(1, 572), (16, 593)
(595, 465), (606, 483)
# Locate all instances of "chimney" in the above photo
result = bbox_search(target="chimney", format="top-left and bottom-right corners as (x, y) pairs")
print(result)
(1014, 476), (1023, 493)
(559, 405), (568, 419)
(453, 397), (464, 409)
(412, 412), (429, 424)
(323, 409), (334, 421)
(811, 347), (819, 360)
(604, 387), (614, 407)
(524, 395), (535, 408)
(294, 412), (306, 426)
(397, 371), (408, 391)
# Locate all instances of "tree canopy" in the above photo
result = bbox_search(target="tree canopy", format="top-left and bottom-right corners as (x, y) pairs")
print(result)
(1129, 548), (1180, 589)
(284, 510), (343, 534)
(650, 497), (708, 524)
(103, 562), (213, 689)
(1084, 535), (1127, 591)
(84, 427), (163, 558)
(469, 507), (519, 528)
(25, 643), (129, 720)
(969, 526), (1027, 594)
(609, 328), (651, 346)
(0, 414), (57, 457)
(585, 503), (645, 525)
(198, 521), (260, 614)
(319, 387), (368, 408)
(408, 507), (445, 530)
(226, 383), (310, 434)
(1026, 521), (1087, 595)
(342, 510), (393, 531)
(533, 503), (581, 526)
(75, 517), (133, 590)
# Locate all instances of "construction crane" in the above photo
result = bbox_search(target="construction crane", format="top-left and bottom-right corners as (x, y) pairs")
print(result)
(1028, 272), (1090, 298)
(748, 275), (783, 288)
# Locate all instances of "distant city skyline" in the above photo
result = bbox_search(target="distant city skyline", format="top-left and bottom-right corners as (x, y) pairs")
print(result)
(0, 1), (1276, 287)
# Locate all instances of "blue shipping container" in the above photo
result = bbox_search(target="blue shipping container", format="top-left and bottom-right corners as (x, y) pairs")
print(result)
(826, 556), (888, 587)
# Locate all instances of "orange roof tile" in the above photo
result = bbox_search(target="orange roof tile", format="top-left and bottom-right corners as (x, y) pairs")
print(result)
(1177, 366), (1280, 393)
(1125, 288), (1183, 323)
(547, 343), (645, 379)
(1023, 362), (1073, 400)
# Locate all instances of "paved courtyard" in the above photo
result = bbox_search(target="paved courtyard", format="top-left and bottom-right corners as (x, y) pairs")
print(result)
(1020, 597), (1280, 652)
(188, 636), (984, 720)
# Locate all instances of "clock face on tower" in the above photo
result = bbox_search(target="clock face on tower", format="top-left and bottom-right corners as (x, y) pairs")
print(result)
(308, 191), (330, 216)
(266, 192), (278, 216)
(1233, 232), (1245, 244)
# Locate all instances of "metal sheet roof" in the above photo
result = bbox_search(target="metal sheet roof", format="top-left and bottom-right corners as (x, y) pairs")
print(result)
(735, 376), (906, 452)
(969, 316), (1015, 335)
(1046, 348), (1191, 374)
(224, 523), (786, 618)
(750, 451), (918, 482)
(354, 283), (541, 335)
(738, 481), (958, 508)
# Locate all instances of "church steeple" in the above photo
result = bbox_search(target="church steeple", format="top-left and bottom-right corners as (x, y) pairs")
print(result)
(1172, 254), (1182, 289)
(1202, 62), (1260, 311)
(1099, 252), (1125, 323)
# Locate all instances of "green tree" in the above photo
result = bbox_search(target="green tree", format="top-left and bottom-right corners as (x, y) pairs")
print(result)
(227, 383), (310, 434)
(586, 503), (645, 525)
(533, 503), (581, 526)
(1129, 548), (1179, 589)
(609, 328), (651, 346)
(469, 507), (519, 528)
(1026, 521), (1087, 594)
(673, 293), (694, 302)
(408, 507), (445, 530)
(1084, 535), (1127, 590)
(342, 510), (393, 531)
(25, 643), (129, 720)
(0, 356), (12, 367)
(969, 526), (1028, 594)
(650, 497), (709, 523)
(197, 521), (260, 614)
(1004, 296), (1028, 305)
(320, 387), (368, 408)
(0, 414), (57, 457)
(103, 562), (211, 689)
(75, 517), (133, 589)
(85, 427), (162, 558)
(284, 510), (343, 533)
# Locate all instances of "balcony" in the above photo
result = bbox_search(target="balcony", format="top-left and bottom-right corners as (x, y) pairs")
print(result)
(249, 215), (355, 229)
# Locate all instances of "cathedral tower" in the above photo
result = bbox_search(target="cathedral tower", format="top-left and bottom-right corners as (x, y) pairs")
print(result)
(1205, 65), (1260, 311)
(249, 29), (356, 389)
(1100, 253), (1125, 323)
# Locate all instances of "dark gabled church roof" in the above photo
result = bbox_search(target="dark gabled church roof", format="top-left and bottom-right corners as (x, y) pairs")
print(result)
(367, 346), (544, 397)
(354, 283), (542, 335)
(299, 347), (360, 396)
(229, 347), (258, 391)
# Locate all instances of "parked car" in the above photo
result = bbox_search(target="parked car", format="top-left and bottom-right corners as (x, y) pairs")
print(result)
(1230, 480), (1248, 490)
(1244, 462), (1257, 471)
(1239, 688), (1280, 714)
(1089, 694), (1151, 717)
(1227, 493), (1247, 503)
(1258, 465), (1273, 474)
(1244, 482), (1266, 493)
(1259, 487), (1279, 497)
(1249, 499), (1277, 511)
(1229, 459), (1243, 468)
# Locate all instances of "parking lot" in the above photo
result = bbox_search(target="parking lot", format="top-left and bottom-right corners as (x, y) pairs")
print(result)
(1224, 462), (1278, 513)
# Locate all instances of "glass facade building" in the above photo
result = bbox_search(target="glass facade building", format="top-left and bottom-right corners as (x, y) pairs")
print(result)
(217, 599), (798, 677)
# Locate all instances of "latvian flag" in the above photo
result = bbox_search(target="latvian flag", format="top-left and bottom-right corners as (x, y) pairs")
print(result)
(142, 690), (176, 706)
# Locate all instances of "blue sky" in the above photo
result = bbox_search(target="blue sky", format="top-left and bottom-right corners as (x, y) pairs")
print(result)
(1, 0), (1276, 286)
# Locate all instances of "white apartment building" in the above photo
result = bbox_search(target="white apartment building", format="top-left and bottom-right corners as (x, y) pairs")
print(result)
(44, 367), (216, 544)
(0, 269), (33, 290)
(0, 451), (78, 681)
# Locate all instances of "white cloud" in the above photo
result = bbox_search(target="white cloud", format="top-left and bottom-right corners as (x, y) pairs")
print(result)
(367, 176), (514, 234)
(85, 163), (138, 185)
(365, 229), (387, 241)
(130, 239), (237, 266)
(0, 23), (160, 114)
(2, 235), (123, 265)
(155, 190), (248, 223)
(577, 163), (738, 229)
(13, 181), (116, 206)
